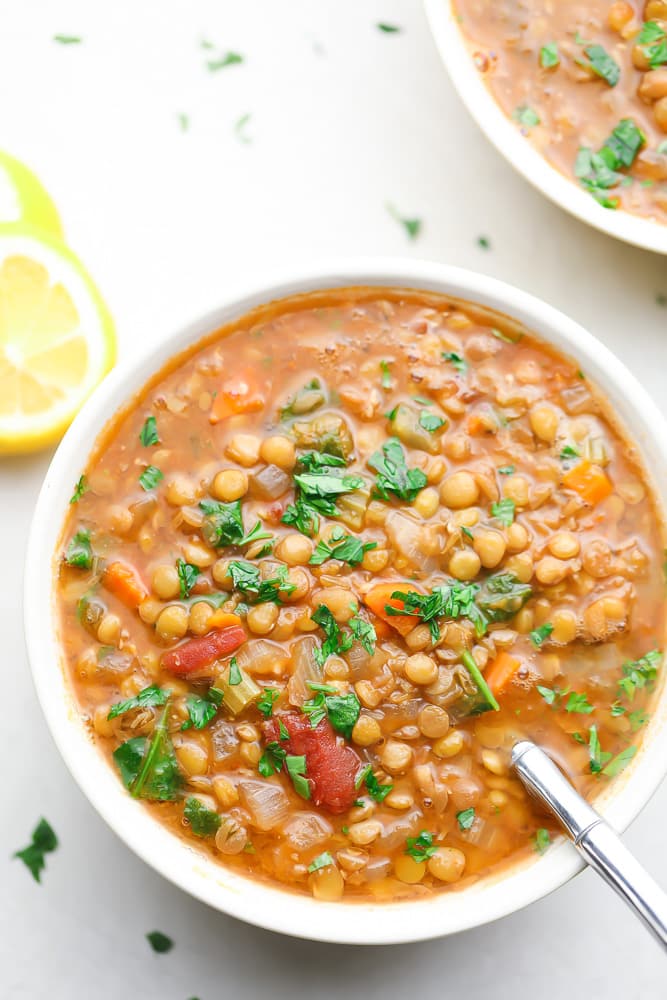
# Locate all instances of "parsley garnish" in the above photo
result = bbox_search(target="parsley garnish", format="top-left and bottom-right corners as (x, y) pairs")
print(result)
(14, 819), (58, 882)
(369, 437), (428, 502)
(498, 465), (515, 475)
(228, 656), (242, 685)
(302, 682), (361, 738)
(349, 614), (377, 655)
(442, 351), (468, 374)
(180, 689), (223, 731)
(579, 44), (620, 85)
(108, 684), (169, 720)
(539, 43), (559, 68)
(405, 831), (438, 862)
(258, 741), (286, 776)
(638, 21), (667, 68)
(146, 931), (173, 954)
(257, 688), (279, 717)
(184, 797), (221, 837)
(566, 691), (594, 714)
(490, 497), (515, 527)
(234, 112), (252, 144)
(618, 649), (661, 700)
(602, 745), (637, 777)
(386, 202), (422, 240)
(456, 808), (475, 831)
(362, 767), (393, 802)
(560, 444), (580, 460)
(536, 684), (563, 706)
(283, 467), (363, 536)
(588, 724), (611, 774)
(308, 851), (335, 872)
(199, 498), (243, 547)
(278, 718), (289, 740)
(380, 359), (392, 389)
(309, 525), (377, 566)
(113, 705), (181, 801)
(139, 465), (163, 491)
(65, 529), (92, 568)
(419, 411), (446, 433)
(513, 105), (540, 128)
(206, 51), (243, 71)
(139, 415), (159, 446)
(629, 710), (649, 732)
(312, 605), (354, 665)
(69, 475), (88, 504)
(286, 754), (310, 799)
(228, 560), (294, 603)
(54, 34), (81, 44)
(530, 623), (553, 647)
(377, 23), (400, 33)
(177, 559), (200, 598)
(534, 828), (551, 854)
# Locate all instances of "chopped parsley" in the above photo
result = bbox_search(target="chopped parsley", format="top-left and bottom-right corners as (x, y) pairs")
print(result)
(309, 525), (377, 566)
(108, 684), (169, 720)
(311, 605), (354, 665)
(181, 689), (223, 731)
(113, 705), (181, 801)
(536, 684), (564, 707)
(456, 808), (475, 831)
(302, 683), (361, 739)
(349, 614), (377, 655)
(588, 724), (611, 774)
(308, 851), (335, 872)
(14, 818), (58, 882)
(565, 691), (594, 714)
(602, 745), (637, 777)
(256, 688), (279, 717)
(618, 649), (661, 701)
(258, 741), (286, 776)
(65, 529), (92, 568)
(405, 830), (438, 862)
(228, 560), (294, 603)
(575, 119), (645, 208)
(442, 351), (468, 374)
(199, 498), (243, 547)
(362, 767), (393, 802)
(530, 623), (553, 648)
(490, 497), (515, 527)
(377, 23), (401, 33)
(206, 51), (244, 71)
(539, 43), (560, 68)
(286, 754), (310, 799)
(386, 202), (422, 240)
(534, 828), (551, 854)
(579, 44), (620, 86)
(139, 415), (159, 446)
(629, 710), (649, 732)
(184, 796), (221, 837)
(369, 437), (428, 502)
(477, 235), (491, 250)
(603, 118), (646, 168)
(177, 559), (200, 598)
(69, 475), (88, 504)
(234, 112), (252, 144)
(513, 105), (540, 128)
(139, 465), (163, 491)
(228, 657), (242, 686)
(419, 411), (446, 433)
(560, 444), (580, 460)
(637, 21), (667, 69)
(146, 931), (173, 954)
(282, 467), (363, 536)
(380, 359), (392, 389)
(54, 34), (81, 44)
(498, 465), (515, 475)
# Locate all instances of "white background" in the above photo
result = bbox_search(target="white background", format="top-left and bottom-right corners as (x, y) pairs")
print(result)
(1, 1), (666, 997)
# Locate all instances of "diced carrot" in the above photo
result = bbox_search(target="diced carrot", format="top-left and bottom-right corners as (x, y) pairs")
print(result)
(372, 618), (392, 641)
(209, 369), (265, 424)
(207, 610), (242, 630)
(485, 651), (521, 696)
(562, 460), (612, 506)
(362, 582), (422, 637)
(103, 561), (148, 609)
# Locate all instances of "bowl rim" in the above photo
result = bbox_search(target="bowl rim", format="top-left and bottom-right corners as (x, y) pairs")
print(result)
(24, 257), (667, 944)
(423, 0), (667, 256)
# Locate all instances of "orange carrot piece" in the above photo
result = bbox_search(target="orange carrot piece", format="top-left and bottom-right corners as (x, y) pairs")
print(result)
(207, 610), (242, 630)
(485, 651), (521, 696)
(209, 370), (265, 424)
(562, 460), (612, 506)
(103, 561), (148, 609)
(363, 582), (422, 637)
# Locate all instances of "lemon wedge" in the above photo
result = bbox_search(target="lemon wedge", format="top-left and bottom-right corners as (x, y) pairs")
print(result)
(0, 151), (63, 236)
(0, 225), (116, 453)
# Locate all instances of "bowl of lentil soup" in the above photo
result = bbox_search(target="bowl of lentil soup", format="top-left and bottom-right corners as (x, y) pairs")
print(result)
(425, 0), (667, 254)
(26, 261), (667, 943)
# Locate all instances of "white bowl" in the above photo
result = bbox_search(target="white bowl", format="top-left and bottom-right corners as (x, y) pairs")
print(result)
(25, 259), (667, 944)
(424, 0), (667, 256)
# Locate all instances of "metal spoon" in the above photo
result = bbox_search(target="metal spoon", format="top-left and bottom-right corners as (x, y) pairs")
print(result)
(512, 740), (667, 951)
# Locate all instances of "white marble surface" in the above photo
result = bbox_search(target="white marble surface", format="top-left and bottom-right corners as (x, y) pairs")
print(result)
(1, 1), (666, 996)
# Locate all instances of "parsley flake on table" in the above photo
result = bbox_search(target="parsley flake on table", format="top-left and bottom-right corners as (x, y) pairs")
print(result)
(177, 113), (190, 132)
(206, 51), (244, 71)
(234, 112), (253, 143)
(405, 831), (438, 862)
(386, 202), (422, 240)
(477, 235), (491, 249)
(377, 23), (401, 33)
(146, 931), (173, 954)
(13, 818), (58, 882)
(54, 34), (81, 44)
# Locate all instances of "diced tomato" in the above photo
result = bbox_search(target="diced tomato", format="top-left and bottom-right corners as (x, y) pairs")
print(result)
(161, 625), (246, 676)
(263, 713), (361, 814)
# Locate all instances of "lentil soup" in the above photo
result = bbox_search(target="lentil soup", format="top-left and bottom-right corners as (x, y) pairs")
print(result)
(454, 1), (667, 224)
(56, 288), (665, 903)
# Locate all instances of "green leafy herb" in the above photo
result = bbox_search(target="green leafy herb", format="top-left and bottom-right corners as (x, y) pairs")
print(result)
(312, 604), (354, 665)
(69, 475), (88, 504)
(603, 118), (646, 168)
(286, 754), (311, 799)
(369, 437), (428, 502)
(618, 649), (661, 700)
(278, 718), (289, 740)
(146, 931), (173, 953)
(579, 44), (620, 85)
(588, 724), (612, 775)
(377, 23), (400, 33)
(239, 520), (273, 549)
(139, 416), (159, 446)
(574, 148), (621, 208)
(108, 684), (169, 720)
(419, 411), (446, 433)
(177, 559), (200, 599)
(349, 615), (376, 655)
(177, 113), (189, 131)
(513, 105), (540, 128)
(324, 692), (361, 739)
(279, 379), (325, 421)
(461, 526), (473, 540)
(566, 691), (594, 714)
(309, 526), (377, 566)
(534, 828), (551, 854)
(54, 34), (81, 44)
(184, 796), (221, 837)
(405, 830), (438, 862)
(539, 42), (560, 68)
(257, 688), (279, 717)
(530, 623), (553, 648)
(308, 851), (335, 873)
(228, 560), (295, 603)
(498, 465), (515, 475)
(537, 684), (563, 706)
(180, 689), (223, 731)
(461, 648), (500, 713)
(442, 351), (468, 374)
(638, 20), (667, 68)
(228, 656), (242, 686)
(629, 710), (649, 732)
(560, 445), (580, 460)
(234, 112), (252, 143)
(364, 768), (393, 802)
(386, 202), (422, 240)
(65, 529), (92, 568)
(477, 235), (491, 250)
(139, 465), (163, 491)
(490, 498), (515, 527)
(456, 808), (475, 831)
(206, 51), (243, 71)
(113, 705), (181, 801)
(283, 468), (363, 536)
(199, 498), (243, 547)
(602, 745), (637, 777)
(297, 450), (346, 471)
(258, 740), (287, 777)
(380, 359), (392, 389)
(14, 819), (58, 882)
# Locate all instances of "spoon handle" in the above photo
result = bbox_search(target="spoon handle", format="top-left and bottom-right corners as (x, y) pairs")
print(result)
(512, 740), (667, 951)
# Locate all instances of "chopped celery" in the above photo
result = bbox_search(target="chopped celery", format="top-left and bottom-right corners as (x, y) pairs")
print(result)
(292, 412), (354, 460)
(217, 660), (261, 716)
(337, 478), (371, 530)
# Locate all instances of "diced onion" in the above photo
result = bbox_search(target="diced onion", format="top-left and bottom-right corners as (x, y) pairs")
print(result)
(288, 636), (322, 705)
(234, 639), (291, 677)
(239, 779), (290, 831)
(385, 511), (436, 571)
(281, 812), (333, 850)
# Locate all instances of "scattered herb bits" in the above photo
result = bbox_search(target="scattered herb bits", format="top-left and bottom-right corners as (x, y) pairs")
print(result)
(14, 819), (58, 882)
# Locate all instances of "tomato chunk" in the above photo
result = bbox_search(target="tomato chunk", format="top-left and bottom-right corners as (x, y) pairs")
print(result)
(263, 713), (361, 814)
(161, 625), (246, 676)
